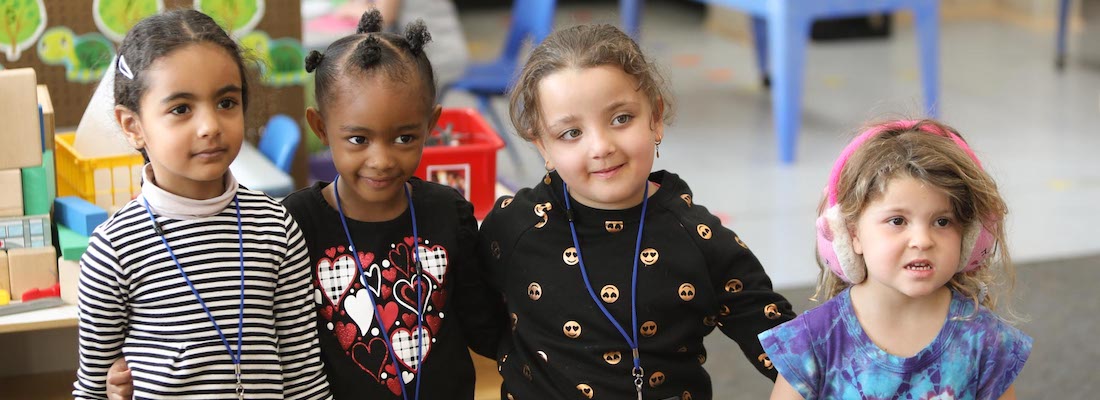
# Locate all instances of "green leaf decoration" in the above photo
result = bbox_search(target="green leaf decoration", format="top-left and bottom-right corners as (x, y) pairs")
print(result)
(94, 0), (164, 43)
(0, 0), (47, 62)
(195, 0), (264, 37)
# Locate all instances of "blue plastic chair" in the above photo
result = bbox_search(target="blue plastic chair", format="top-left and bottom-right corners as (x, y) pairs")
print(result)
(1056, 0), (1071, 70)
(258, 114), (301, 173)
(438, 0), (556, 161)
(687, 0), (941, 163)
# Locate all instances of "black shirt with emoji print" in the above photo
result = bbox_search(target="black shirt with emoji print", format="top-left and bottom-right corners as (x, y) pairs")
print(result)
(478, 170), (796, 400)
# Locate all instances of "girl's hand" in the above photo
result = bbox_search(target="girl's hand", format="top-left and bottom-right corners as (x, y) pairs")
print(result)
(769, 374), (806, 400)
(106, 358), (133, 400)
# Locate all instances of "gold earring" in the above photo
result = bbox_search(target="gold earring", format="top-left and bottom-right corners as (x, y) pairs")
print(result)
(655, 139), (662, 158)
(543, 162), (553, 185)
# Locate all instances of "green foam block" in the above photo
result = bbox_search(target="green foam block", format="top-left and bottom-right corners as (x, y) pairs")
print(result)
(21, 150), (54, 215)
(58, 224), (89, 261)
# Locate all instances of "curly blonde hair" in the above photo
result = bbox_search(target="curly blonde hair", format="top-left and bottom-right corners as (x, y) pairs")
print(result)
(508, 24), (673, 141)
(813, 120), (1016, 317)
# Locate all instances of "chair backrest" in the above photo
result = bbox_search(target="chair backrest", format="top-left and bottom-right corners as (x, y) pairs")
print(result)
(258, 114), (301, 173)
(500, 0), (557, 63)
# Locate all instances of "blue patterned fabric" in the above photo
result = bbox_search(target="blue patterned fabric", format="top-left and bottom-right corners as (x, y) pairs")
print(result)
(759, 289), (1031, 400)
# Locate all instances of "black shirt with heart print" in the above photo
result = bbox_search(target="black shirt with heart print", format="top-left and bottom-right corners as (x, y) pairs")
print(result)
(477, 170), (796, 400)
(283, 178), (506, 399)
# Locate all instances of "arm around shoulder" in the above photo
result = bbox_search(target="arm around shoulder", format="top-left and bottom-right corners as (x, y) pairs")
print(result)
(770, 374), (807, 400)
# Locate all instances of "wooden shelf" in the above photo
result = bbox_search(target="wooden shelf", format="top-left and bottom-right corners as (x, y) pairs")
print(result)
(0, 304), (77, 334)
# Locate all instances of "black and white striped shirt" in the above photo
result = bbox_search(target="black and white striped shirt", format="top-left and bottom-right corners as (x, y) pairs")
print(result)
(74, 186), (331, 399)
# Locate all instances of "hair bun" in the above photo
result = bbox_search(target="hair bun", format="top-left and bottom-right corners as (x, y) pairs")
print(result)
(357, 9), (384, 34)
(304, 50), (324, 73)
(357, 35), (382, 66)
(404, 19), (432, 55)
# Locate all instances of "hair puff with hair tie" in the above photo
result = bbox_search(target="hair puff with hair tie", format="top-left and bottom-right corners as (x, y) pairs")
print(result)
(404, 19), (432, 55)
(304, 50), (324, 73)
(356, 9), (384, 34)
(358, 35), (382, 66)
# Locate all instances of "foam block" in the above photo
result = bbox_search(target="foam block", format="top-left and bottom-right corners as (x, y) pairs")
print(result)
(38, 85), (55, 152)
(54, 196), (108, 237)
(21, 151), (53, 215)
(57, 225), (90, 261)
(7, 247), (57, 299)
(0, 169), (23, 217)
(0, 249), (9, 294)
(0, 69), (42, 170)
(0, 215), (52, 250)
(58, 256), (79, 305)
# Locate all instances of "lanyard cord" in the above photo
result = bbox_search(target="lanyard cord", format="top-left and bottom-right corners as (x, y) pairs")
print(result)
(142, 195), (245, 397)
(333, 177), (423, 400)
(562, 181), (650, 395)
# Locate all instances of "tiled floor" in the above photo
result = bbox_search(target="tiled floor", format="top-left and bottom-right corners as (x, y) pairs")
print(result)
(446, 2), (1100, 291)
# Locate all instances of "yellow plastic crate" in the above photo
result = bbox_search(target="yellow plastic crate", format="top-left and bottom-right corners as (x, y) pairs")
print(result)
(55, 133), (143, 210)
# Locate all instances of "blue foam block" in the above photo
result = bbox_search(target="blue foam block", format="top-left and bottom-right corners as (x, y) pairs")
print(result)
(54, 196), (108, 236)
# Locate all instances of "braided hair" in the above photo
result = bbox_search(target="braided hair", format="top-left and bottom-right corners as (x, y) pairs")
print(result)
(305, 9), (436, 111)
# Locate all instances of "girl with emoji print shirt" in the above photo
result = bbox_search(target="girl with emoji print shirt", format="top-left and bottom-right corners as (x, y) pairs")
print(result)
(281, 10), (505, 400)
(477, 24), (795, 400)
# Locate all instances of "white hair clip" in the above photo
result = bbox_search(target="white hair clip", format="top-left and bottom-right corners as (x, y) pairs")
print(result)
(118, 55), (134, 80)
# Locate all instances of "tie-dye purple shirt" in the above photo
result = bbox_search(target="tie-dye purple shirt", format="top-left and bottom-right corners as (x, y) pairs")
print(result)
(758, 289), (1031, 400)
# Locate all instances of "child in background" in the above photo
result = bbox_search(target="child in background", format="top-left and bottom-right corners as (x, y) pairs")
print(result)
(760, 120), (1032, 400)
(477, 24), (795, 399)
(283, 10), (504, 399)
(73, 9), (330, 399)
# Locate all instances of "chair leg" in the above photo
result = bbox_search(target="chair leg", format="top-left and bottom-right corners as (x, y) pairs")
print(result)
(767, 6), (810, 164)
(913, 0), (941, 118)
(1057, 0), (1071, 70)
(476, 95), (525, 170)
(751, 16), (771, 88)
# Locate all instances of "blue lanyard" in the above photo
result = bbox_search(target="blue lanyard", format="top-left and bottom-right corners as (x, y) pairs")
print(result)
(562, 181), (649, 398)
(333, 177), (424, 400)
(142, 195), (245, 399)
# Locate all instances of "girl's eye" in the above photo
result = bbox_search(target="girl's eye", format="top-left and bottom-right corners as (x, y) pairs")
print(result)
(395, 135), (415, 144)
(934, 218), (952, 227)
(347, 136), (366, 145)
(612, 114), (633, 125)
(887, 217), (905, 226)
(559, 129), (581, 140)
(217, 98), (238, 110)
(170, 105), (190, 115)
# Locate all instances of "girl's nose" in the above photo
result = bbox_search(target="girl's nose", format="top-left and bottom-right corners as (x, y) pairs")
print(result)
(196, 109), (220, 138)
(365, 145), (397, 170)
(587, 129), (615, 159)
(909, 227), (934, 250)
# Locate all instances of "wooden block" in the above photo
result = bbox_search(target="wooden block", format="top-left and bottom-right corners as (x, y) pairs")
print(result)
(0, 69), (43, 170)
(7, 247), (57, 299)
(0, 215), (52, 250)
(0, 250), (9, 294)
(58, 257), (79, 305)
(0, 169), (24, 217)
(37, 85), (55, 153)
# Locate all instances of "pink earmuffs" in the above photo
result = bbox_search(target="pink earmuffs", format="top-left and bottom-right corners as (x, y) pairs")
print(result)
(815, 120), (997, 284)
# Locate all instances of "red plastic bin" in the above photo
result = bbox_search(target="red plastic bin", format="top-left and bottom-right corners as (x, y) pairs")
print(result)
(416, 108), (505, 220)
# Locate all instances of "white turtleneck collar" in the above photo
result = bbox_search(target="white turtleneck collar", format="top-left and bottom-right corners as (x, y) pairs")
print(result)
(138, 163), (239, 220)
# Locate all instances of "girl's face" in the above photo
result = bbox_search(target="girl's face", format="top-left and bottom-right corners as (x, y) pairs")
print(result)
(533, 65), (663, 210)
(851, 176), (962, 300)
(117, 43), (244, 200)
(307, 74), (441, 218)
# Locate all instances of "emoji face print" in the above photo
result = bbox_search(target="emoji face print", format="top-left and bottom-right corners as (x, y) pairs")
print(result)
(563, 321), (582, 338)
(678, 283), (696, 301)
(640, 248), (659, 266)
(603, 351), (622, 365)
(682, 391), (693, 400)
(734, 234), (749, 249)
(605, 220), (624, 233)
(491, 241), (502, 259)
(764, 303), (783, 320)
(640, 321), (657, 337)
(758, 353), (773, 370)
(724, 279), (743, 293)
(528, 282), (543, 301)
(562, 247), (579, 266)
(696, 224), (712, 239)
(577, 384), (594, 399)
(534, 202), (553, 228)
(500, 197), (513, 208)
(697, 354), (706, 364)
(702, 315), (717, 326)
(600, 285), (620, 303)
(681, 193), (692, 207)
(649, 371), (666, 387)
(537, 351), (548, 362)
(719, 305), (731, 316)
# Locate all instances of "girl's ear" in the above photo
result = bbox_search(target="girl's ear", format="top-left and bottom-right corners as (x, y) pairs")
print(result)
(533, 134), (553, 171)
(427, 104), (442, 132)
(115, 105), (145, 150)
(650, 96), (665, 142)
(305, 107), (329, 146)
(850, 224), (864, 256)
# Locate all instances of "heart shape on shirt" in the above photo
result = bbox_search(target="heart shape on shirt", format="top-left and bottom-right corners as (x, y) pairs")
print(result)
(414, 244), (449, 285)
(394, 275), (435, 316)
(390, 326), (432, 371)
(317, 252), (357, 306)
(350, 337), (390, 383)
(334, 321), (357, 350)
(377, 301), (399, 329)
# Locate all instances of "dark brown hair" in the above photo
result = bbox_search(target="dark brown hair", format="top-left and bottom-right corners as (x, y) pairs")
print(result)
(305, 9), (435, 112)
(114, 9), (250, 113)
(509, 24), (673, 141)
